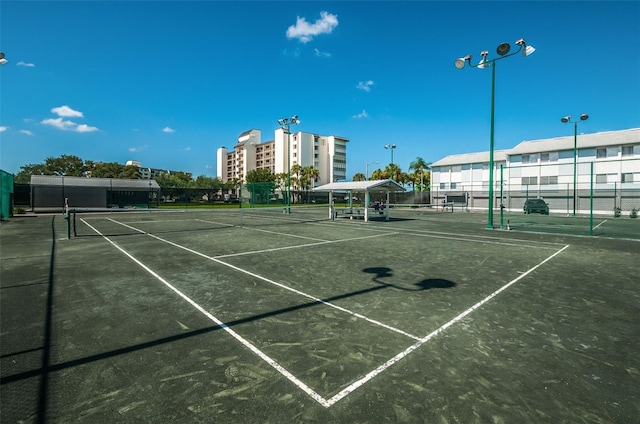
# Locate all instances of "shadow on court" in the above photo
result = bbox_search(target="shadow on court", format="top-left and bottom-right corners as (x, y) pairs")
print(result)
(363, 266), (456, 291)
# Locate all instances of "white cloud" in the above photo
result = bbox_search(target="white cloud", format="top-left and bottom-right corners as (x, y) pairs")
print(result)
(41, 118), (77, 130)
(286, 11), (338, 43)
(356, 80), (375, 92)
(352, 110), (369, 119)
(17, 61), (35, 67)
(129, 146), (148, 152)
(314, 48), (331, 58)
(20, 130), (33, 136)
(41, 117), (99, 132)
(75, 124), (99, 133)
(51, 105), (83, 118)
(185, 147), (191, 151)
(162, 126), (175, 133)
(0, 126), (8, 132)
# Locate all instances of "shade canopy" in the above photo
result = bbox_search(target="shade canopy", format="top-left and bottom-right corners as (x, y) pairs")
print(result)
(312, 179), (405, 194)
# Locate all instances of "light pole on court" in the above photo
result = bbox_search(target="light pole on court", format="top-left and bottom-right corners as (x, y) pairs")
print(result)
(455, 38), (535, 229)
(561, 113), (589, 216)
(365, 161), (378, 180)
(278, 115), (300, 214)
(384, 144), (396, 181)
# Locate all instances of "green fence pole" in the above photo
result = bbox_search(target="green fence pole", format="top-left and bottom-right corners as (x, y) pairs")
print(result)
(500, 164), (504, 230)
(590, 162), (594, 236)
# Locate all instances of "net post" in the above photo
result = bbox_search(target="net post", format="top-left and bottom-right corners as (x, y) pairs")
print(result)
(65, 208), (71, 239)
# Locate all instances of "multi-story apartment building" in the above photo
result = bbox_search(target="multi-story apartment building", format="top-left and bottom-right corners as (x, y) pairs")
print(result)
(431, 128), (640, 213)
(216, 128), (349, 188)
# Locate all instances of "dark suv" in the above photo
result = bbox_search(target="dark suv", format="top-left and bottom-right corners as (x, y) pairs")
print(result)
(523, 199), (549, 215)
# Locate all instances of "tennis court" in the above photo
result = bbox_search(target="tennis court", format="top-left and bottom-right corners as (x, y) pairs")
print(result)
(1, 207), (638, 423)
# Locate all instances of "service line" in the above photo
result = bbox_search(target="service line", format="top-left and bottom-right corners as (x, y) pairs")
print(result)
(323, 243), (570, 406)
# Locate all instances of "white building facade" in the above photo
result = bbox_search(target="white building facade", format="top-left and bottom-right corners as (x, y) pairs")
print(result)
(216, 128), (348, 188)
(431, 128), (640, 214)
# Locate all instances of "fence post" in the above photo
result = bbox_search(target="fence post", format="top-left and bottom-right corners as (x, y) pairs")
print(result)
(590, 162), (594, 236)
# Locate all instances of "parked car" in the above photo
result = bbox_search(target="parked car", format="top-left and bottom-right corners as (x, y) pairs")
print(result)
(523, 198), (549, 215)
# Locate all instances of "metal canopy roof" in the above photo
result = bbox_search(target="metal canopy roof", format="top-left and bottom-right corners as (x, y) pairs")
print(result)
(30, 175), (160, 190)
(312, 179), (405, 193)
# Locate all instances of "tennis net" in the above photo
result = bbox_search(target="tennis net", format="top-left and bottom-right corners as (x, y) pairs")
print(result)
(70, 205), (331, 237)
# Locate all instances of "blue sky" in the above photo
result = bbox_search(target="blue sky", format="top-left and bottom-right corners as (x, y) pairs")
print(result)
(1, 1), (639, 179)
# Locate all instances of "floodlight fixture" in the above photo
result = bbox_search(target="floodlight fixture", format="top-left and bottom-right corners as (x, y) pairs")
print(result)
(497, 42), (511, 56)
(478, 50), (490, 68)
(0, 52), (7, 66)
(561, 115), (571, 123)
(455, 54), (472, 69)
(580, 113), (589, 121)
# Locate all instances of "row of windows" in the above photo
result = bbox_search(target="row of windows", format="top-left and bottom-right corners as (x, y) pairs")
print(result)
(596, 173), (635, 183)
(440, 174), (636, 189)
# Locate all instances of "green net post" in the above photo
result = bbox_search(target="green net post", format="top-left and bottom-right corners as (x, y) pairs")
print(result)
(65, 209), (71, 239)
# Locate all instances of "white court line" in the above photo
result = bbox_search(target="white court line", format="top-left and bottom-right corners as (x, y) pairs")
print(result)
(327, 219), (568, 247)
(87, 216), (570, 407)
(196, 218), (328, 242)
(105, 218), (417, 340)
(80, 219), (331, 407)
(323, 243), (571, 406)
(593, 219), (607, 230)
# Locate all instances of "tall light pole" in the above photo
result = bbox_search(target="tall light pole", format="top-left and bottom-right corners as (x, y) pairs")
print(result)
(278, 115), (300, 214)
(365, 161), (378, 180)
(561, 113), (589, 216)
(384, 144), (396, 180)
(455, 38), (535, 229)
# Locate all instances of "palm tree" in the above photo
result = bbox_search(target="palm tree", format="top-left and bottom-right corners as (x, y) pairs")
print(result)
(352, 173), (366, 182)
(290, 164), (303, 204)
(302, 165), (320, 203)
(409, 157), (431, 192)
(370, 168), (385, 180)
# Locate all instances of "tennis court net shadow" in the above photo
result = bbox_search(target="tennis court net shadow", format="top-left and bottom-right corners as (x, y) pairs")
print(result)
(363, 267), (456, 291)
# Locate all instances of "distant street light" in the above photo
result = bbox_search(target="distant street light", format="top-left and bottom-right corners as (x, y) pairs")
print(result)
(384, 144), (397, 180)
(365, 161), (378, 180)
(455, 38), (535, 229)
(561, 113), (589, 216)
(278, 115), (300, 214)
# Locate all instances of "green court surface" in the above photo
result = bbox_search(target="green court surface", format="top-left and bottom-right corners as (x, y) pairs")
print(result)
(1, 208), (638, 423)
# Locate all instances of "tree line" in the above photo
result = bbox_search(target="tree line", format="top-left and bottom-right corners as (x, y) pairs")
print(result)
(14, 154), (431, 193)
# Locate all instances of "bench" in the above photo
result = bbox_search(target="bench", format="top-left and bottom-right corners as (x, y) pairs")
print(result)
(334, 208), (365, 219)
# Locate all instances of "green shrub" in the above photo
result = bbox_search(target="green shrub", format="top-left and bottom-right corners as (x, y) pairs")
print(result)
(13, 207), (26, 215)
(631, 208), (638, 219)
(614, 207), (621, 218)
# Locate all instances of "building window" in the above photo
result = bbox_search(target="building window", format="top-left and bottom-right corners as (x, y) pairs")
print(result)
(622, 146), (634, 157)
(540, 176), (558, 185)
(595, 174), (607, 184)
(622, 173), (634, 183)
(596, 148), (607, 159)
(522, 155), (530, 164)
(451, 182), (457, 189)
(540, 153), (549, 163)
(522, 176), (537, 185)
(439, 183), (448, 190)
